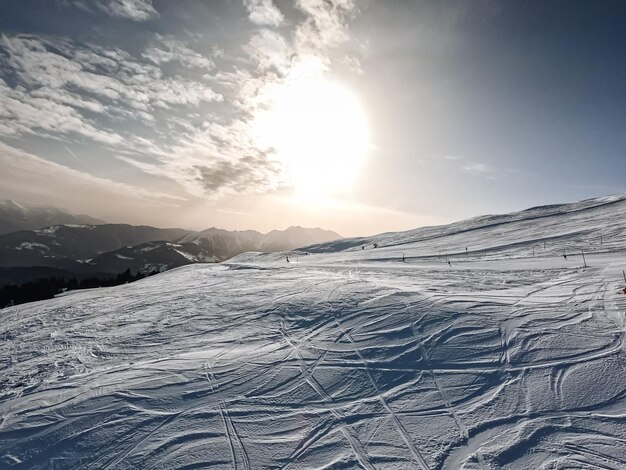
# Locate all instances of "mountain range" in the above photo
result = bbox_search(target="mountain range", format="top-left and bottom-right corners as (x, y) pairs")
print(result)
(0, 199), (104, 235)
(0, 200), (341, 286)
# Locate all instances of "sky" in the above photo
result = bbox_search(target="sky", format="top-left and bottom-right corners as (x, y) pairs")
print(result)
(0, 0), (624, 236)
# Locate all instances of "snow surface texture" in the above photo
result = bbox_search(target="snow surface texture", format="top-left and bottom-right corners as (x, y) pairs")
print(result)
(1, 194), (626, 469)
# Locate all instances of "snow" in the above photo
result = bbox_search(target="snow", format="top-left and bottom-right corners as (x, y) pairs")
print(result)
(35, 226), (61, 234)
(1, 194), (626, 469)
(34, 224), (94, 234)
(172, 248), (197, 262)
(141, 262), (169, 273)
(15, 242), (49, 251)
(137, 242), (179, 253)
(114, 254), (134, 260)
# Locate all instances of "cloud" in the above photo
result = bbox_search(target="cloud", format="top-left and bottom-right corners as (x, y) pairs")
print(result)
(438, 155), (497, 178)
(143, 36), (215, 70)
(294, 0), (357, 51)
(63, 0), (159, 21)
(0, 78), (124, 145)
(243, 0), (284, 27)
(463, 162), (496, 178)
(0, 31), (284, 198)
(241, 0), (358, 76)
(195, 157), (280, 193)
(0, 0), (364, 204)
(246, 29), (292, 73)
(0, 35), (223, 110)
(216, 208), (253, 216)
(0, 34), (221, 146)
(102, 0), (158, 20)
(0, 141), (183, 207)
(120, 119), (286, 197)
(136, 0), (363, 198)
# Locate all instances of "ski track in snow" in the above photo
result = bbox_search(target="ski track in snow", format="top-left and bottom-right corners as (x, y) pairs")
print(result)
(2, 195), (626, 469)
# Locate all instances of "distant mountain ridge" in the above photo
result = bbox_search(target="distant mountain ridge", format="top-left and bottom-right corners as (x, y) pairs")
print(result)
(0, 224), (190, 266)
(178, 226), (341, 260)
(0, 200), (104, 235)
(0, 205), (342, 285)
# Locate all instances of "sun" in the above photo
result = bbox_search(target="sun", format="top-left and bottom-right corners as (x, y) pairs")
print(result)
(253, 74), (369, 198)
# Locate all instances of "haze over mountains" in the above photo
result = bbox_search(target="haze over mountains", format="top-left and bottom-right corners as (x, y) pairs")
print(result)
(0, 200), (104, 235)
(0, 200), (341, 286)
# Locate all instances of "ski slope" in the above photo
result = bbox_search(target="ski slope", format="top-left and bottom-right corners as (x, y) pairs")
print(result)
(1, 194), (626, 469)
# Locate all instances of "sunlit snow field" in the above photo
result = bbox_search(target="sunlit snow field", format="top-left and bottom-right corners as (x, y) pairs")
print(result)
(1, 195), (626, 469)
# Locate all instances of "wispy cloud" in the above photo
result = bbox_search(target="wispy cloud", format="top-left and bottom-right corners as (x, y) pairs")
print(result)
(62, 0), (159, 22)
(143, 35), (215, 70)
(437, 155), (497, 179)
(1, 1), (363, 201)
(244, 0), (284, 27)
(295, 0), (357, 51)
(0, 141), (183, 204)
(217, 208), (253, 216)
(119, 0), (362, 198)
(246, 29), (292, 73)
(63, 144), (81, 163)
(0, 33), (221, 146)
(0, 76), (124, 145)
(463, 161), (496, 178)
(119, 119), (286, 197)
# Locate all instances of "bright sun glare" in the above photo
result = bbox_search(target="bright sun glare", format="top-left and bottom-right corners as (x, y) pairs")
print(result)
(254, 73), (369, 198)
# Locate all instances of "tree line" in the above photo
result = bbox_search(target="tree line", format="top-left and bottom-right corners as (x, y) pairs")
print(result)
(0, 268), (159, 309)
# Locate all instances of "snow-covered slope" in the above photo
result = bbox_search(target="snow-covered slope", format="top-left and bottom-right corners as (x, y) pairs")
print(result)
(299, 193), (625, 257)
(1, 194), (626, 469)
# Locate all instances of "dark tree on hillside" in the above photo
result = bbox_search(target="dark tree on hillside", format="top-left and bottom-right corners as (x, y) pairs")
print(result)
(0, 269), (159, 309)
